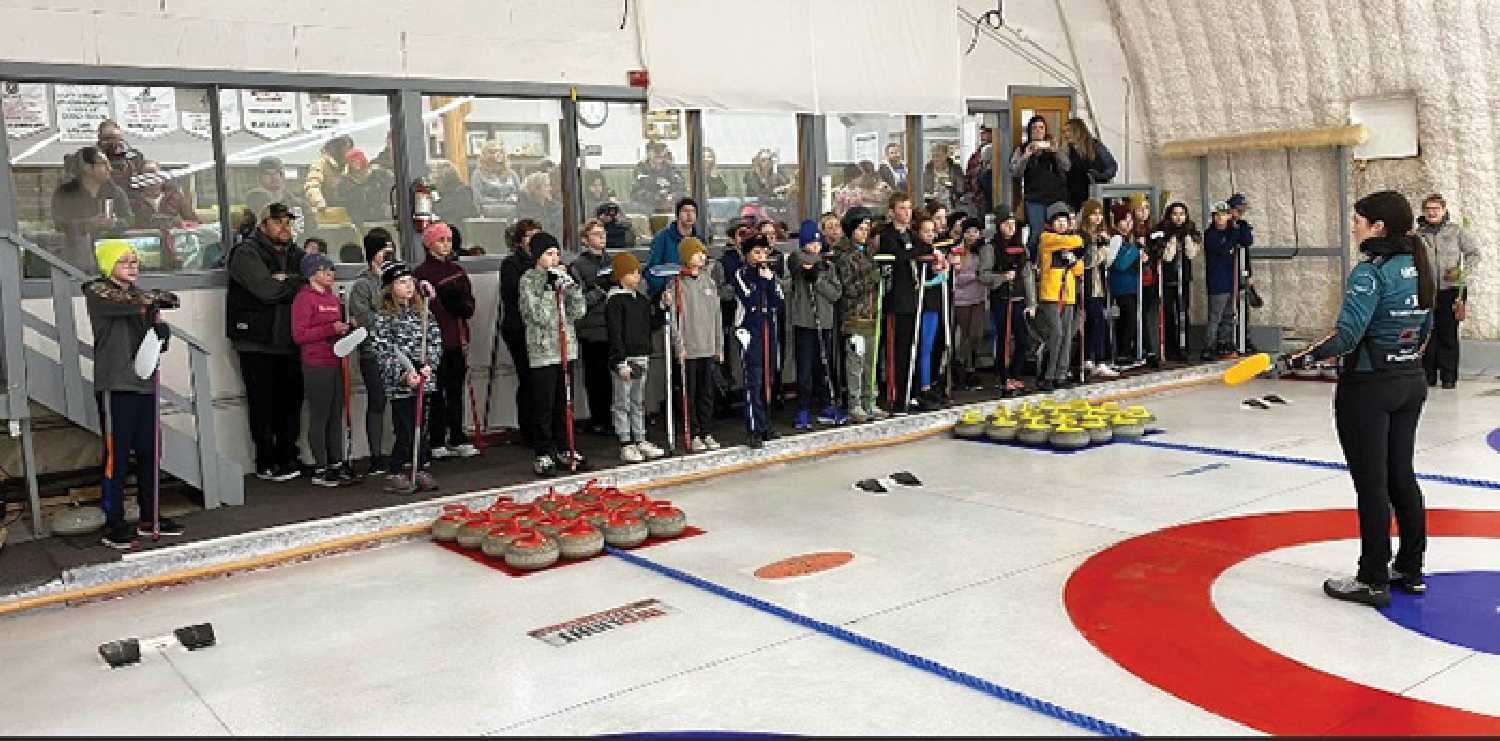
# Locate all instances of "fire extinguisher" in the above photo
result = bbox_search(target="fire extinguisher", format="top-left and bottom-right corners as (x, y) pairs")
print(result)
(411, 178), (435, 232)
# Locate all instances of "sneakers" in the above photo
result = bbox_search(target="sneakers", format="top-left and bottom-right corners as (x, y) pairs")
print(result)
(818, 406), (850, 426)
(690, 436), (708, 452)
(1323, 576), (1391, 608)
(450, 443), (481, 458)
(136, 517), (185, 537)
(532, 455), (556, 476)
(413, 471), (439, 492)
(764, 426), (780, 441)
(257, 464), (300, 483)
(1092, 364), (1119, 378)
(620, 444), (645, 463)
(100, 526), (136, 550)
(429, 446), (453, 460)
(367, 456), (389, 477)
(702, 435), (722, 450)
(1390, 568), (1427, 594)
(746, 431), (765, 449)
(636, 440), (666, 459)
(310, 468), (343, 487)
(848, 408), (870, 424)
(794, 409), (812, 430)
(868, 405), (890, 421)
(552, 450), (587, 470)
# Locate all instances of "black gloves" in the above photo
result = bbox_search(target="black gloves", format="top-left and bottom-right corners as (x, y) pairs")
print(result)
(146, 289), (180, 310)
(153, 321), (171, 352)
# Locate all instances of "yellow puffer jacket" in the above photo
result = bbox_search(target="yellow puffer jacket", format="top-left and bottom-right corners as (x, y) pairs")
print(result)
(1038, 231), (1085, 304)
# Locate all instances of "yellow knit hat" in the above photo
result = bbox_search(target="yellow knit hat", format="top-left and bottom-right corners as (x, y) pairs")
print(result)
(95, 239), (136, 277)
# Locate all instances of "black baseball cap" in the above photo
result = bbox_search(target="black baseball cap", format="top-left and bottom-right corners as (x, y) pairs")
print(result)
(261, 202), (299, 222)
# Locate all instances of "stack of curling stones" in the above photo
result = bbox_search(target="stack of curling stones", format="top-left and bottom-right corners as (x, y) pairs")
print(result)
(955, 399), (1156, 449)
(429, 479), (690, 572)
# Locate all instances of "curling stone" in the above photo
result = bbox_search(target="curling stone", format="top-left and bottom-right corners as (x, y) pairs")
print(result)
(1038, 399), (1060, 412)
(1111, 414), (1146, 440)
(1099, 401), (1121, 413)
(431, 511), (468, 541)
(954, 411), (987, 438)
(488, 496), (515, 511)
(535, 513), (568, 542)
(49, 504), (106, 536)
(643, 501), (687, 539)
(605, 491), (650, 512)
(481, 520), (526, 558)
(1050, 424), (1090, 450)
(557, 519), (606, 560)
(1081, 419), (1113, 444)
(503, 528), (560, 571)
(985, 416), (1019, 442)
(1125, 405), (1156, 423)
(1015, 401), (1037, 417)
(534, 489), (572, 515)
(577, 506), (610, 529)
(1067, 399), (1093, 413)
(601, 511), (649, 548)
(455, 514), (494, 549)
(1017, 421), (1052, 445)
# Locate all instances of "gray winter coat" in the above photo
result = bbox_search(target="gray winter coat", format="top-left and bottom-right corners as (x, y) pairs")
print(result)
(781, 250), (842, 330)
(1417, 218), (1480, 293)
(84, 278), (167, 395)
(347, 270), (383, 358)
(568, 249), (611, 343)
(665, 269), (723, 360)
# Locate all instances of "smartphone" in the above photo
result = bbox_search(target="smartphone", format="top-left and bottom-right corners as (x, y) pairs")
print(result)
(103, 198), (114, 220)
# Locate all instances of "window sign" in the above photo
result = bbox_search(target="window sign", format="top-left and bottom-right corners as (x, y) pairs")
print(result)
(2, 82), (50, 139)
(241, 89), (298, 139)
(113, 86), (179, 138)
(55, 84), (112, 142)
(300, 92), (353, 132)
(182, 89), (240, 139)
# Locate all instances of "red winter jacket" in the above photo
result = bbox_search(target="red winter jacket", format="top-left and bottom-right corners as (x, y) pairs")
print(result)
(291, 285), (343, 368)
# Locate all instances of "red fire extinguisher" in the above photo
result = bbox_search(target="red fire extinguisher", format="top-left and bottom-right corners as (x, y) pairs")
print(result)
(411, 177), (435, 232)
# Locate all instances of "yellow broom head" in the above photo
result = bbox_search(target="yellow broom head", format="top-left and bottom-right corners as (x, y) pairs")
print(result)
(1223, 352), (1272, 386)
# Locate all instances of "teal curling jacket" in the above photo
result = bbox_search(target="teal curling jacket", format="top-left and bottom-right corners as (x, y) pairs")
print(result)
(1306, 236), (1432, 378)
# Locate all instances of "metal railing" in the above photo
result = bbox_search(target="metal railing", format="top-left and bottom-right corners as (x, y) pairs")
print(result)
(0, 232), (242, 537)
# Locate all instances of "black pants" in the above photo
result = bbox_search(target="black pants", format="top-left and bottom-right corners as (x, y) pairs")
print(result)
(303, 365), (343, 469)
(1112, 294), (1138, 362)
(742, 322), (774, 433)
(990, 299), (1030, 382)
(358, 353), (387, 462)
(1334, 375), (1428, 587)
(794, 326), (834, 412)
(502, 327), (534, 445)
(389, 394), (431, 472)
(579, 339), (613, 427)
(1163, 281), (1189, 360)
(682, 356), (718, 439)
(96, 391), (157, 530)
(529, 362), (572, 456)
(1424, 288), (1461, 385)
(881, 312), (918, 408)
(427, 347), (469, 448)
(239, 350), (303, 471)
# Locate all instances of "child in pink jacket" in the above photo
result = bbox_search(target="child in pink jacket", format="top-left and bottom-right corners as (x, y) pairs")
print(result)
(291, 252), (351, 487)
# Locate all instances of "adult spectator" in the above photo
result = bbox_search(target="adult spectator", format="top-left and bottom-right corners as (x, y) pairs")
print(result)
(964, 124), (994, 214)
(245, 157), (315, 230)
(631, 142), (686, 214)
(1417, 193), (1481, 389)
(582, 170), (615, 217)
(304, 135), (354, 212)
(472, 140), (520, 216)
(703, 146), (729, 198)
(329, 148), (391, 224)
(129, 161), (196, 228)
(95, 120), (146, 193)
(878, 142), (909, 193)
(52, 146), (132, 271)
(226, 203), (308, 481)
(518, 170), (562, 236)
(744, 149), (790, 201)
(923, 142), (965, 210)
(1226, 191), (1257, 352)
(597, 202), (639, 249)
(1009, 115), (1071, 260)
(645, 197), (701, 297)
(428, 158), (478, 227)
(1061, 118), (1117, 211)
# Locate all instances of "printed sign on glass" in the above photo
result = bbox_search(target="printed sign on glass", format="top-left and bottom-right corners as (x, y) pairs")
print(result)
(182, 89), (240, 140)
(2, 82), (51, 139)
(55, 84), (113, 143)
(241, 90), (298, 140)
(113, 86), (179, 138)
(300, 92), (353, 133)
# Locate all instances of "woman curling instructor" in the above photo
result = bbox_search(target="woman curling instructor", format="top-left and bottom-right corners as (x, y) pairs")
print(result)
(1285, 191), (1435, 608)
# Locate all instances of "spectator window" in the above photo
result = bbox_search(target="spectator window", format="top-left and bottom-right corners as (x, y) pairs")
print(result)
(221, 89), (395, 264)
(575, 102), (691, 246)
(825, 113), (905, 219)
(920, 114), (986, 216)
(700, 111), (801, 243)
(6, 84), (223, 275)
(421, 95), (564, 257)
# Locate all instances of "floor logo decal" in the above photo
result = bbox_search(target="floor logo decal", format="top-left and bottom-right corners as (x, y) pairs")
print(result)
(754, 552), (854, 580)
(528, 599), (678, 647)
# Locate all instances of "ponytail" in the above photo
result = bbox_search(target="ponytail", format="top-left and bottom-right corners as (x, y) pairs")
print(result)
(1408, 233), (1435, 310)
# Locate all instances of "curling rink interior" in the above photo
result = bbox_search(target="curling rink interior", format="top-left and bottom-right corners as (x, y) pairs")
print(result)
(2, 377), (1498, 736)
